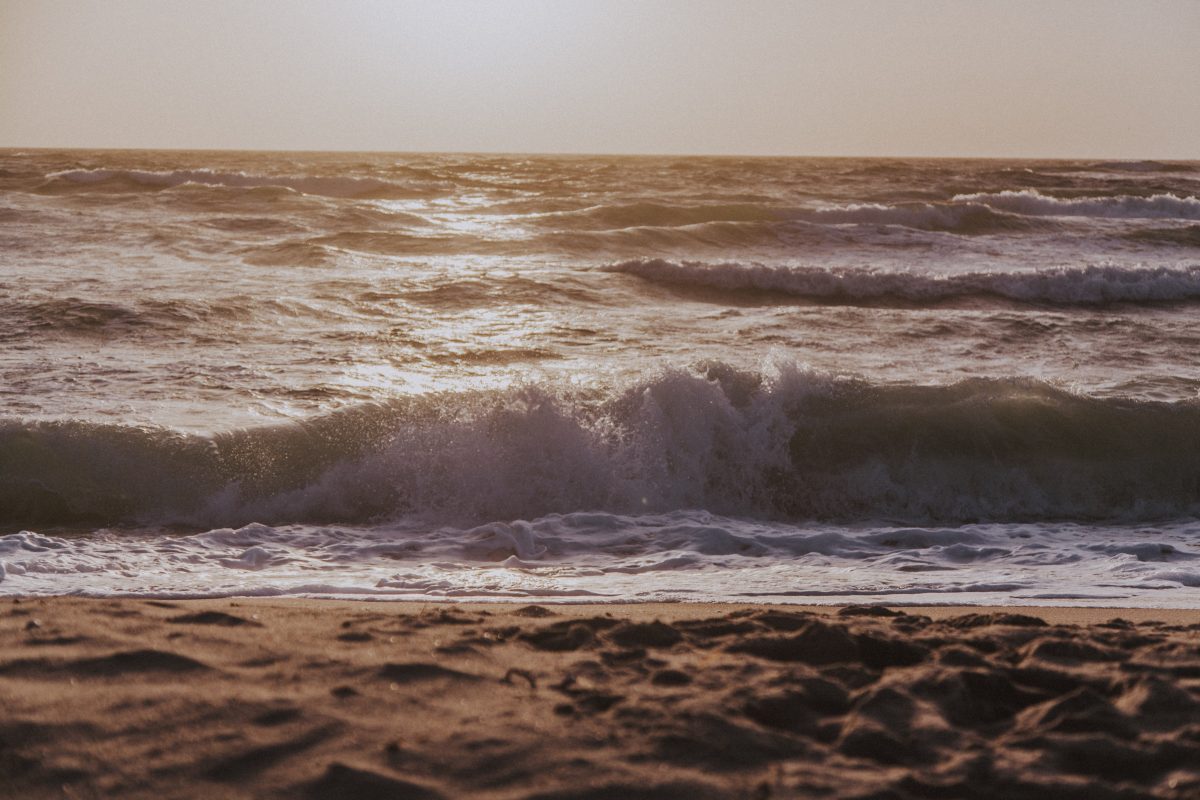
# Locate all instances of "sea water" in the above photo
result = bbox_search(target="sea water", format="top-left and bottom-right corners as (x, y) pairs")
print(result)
(2, 150), (1199, 605)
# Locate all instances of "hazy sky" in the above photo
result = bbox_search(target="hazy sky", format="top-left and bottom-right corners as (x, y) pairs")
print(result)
(2, 0), (1197, 157)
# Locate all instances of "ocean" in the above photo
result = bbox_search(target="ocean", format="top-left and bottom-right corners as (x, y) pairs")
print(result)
(2, 149), (1199, 606)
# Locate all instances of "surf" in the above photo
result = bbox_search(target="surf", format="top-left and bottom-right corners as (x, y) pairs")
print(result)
(3, 366), (1199, 529)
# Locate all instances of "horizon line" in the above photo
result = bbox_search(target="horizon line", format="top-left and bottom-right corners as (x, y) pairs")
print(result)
(2, 145), (1198, 162)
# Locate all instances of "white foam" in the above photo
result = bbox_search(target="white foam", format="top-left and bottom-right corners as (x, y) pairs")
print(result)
(2, 515), (1199, 607)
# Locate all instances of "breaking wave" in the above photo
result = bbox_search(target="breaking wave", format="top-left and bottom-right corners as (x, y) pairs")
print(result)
(606, 259), (1200, 306)
(3, 366), (1200, 528)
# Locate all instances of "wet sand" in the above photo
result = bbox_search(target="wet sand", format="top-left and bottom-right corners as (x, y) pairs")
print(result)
(2, 598), (1198, 799)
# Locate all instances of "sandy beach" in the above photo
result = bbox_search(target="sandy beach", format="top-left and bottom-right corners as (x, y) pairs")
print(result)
(1, 598), (1197, 799)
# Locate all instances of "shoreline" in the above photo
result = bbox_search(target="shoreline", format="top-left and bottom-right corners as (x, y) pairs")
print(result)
(10, 596), (1195, 623)
(3, 597), (1198, 798)
(49, 597), (1200, 623)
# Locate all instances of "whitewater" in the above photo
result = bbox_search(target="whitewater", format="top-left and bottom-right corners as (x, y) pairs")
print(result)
(2, 149), (1199, 606)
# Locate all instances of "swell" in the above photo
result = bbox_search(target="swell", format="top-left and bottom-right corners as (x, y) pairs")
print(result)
(40, 168), (430, 200)
(541, 192), (1200, 247)
(305, 230), (507, 257)
(3, 366), (1200, 529)
(798, 202), (1055, 233)
(952, 190), (1200, 220)
(606, 259), (1200, 306)
(544, 221), (801, 256)
(1088, 160), (1198, 173)
(542, 203), (1051, 251)
(0, 270), (605, 338)
(0, 295), (334, 337)
(534, 191), (1199, 234)
(532, 202), (785, 229)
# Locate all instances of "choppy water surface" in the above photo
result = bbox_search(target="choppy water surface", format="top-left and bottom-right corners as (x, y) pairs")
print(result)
(2, 149), (1199, 605)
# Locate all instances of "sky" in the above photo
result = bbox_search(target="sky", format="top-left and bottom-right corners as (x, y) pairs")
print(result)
(1, 0), (1198, 158)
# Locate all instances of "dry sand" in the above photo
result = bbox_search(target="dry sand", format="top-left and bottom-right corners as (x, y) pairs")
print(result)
(1, 598), (1198, 799)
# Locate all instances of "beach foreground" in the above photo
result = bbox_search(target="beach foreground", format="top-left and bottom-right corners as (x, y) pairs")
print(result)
(1, 600), (1198, 799)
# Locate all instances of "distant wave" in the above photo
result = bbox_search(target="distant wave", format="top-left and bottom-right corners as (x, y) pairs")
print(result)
(606, 259), (1200, 306)
(42, 168), (425, 199)
(548, 194), (1200, 240)
(534, 202), (783, 229)
(537, 211), (1041, 258)
(0, 271), (606, 339)
(1088, 160), (1198, 174)
(3, 367), (1200, 528)
(799, 202), (1054, 233)
(0, 295), (322, 337)
(543, 221), (802, 256)
(537, 194), (1200, 242)
(544, 201), (1052, 239)
(952, 190), (1200, 220)
(305, 230), (506, 257)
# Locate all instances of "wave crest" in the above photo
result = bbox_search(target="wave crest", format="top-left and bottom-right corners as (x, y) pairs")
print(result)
(802, 202), (1054, 233)
(534, 202), (783, 229)
(605, 259), (1200, 306)
(3, 367), (1200, 528)
(952, 190), (1200, 220)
